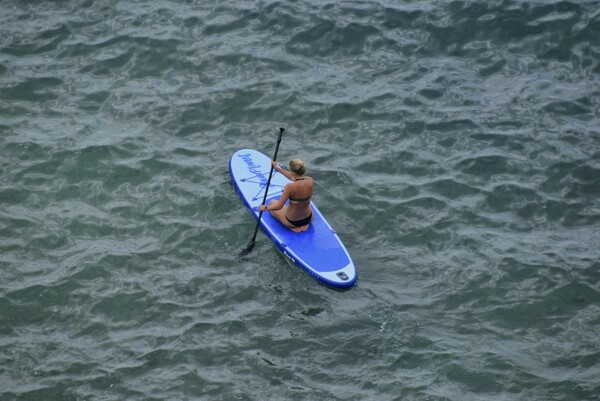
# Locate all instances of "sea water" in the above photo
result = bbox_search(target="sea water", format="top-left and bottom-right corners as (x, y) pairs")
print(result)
(1, 1), (599, 400)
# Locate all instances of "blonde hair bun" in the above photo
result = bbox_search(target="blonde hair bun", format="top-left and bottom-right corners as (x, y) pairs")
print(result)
(289, 159), (306, 176)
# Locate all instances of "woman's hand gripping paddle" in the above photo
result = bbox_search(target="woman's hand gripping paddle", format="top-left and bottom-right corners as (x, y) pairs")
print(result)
(238, 127), (285, 257)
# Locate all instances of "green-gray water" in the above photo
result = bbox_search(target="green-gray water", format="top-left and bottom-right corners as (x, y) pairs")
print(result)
(1, 1), (599, 400)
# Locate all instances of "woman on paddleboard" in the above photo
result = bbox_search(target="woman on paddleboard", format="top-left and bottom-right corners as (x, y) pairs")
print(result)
(259, 159), (314, 233)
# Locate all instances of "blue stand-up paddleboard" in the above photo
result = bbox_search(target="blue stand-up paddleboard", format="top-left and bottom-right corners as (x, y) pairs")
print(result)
(230, 149), (357, 289)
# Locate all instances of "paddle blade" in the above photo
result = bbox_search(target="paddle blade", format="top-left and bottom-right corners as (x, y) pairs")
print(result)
(238, 239), (255, 258)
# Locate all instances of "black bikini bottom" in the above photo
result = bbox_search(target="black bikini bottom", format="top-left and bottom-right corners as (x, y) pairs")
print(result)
(285, 213), (312, 227)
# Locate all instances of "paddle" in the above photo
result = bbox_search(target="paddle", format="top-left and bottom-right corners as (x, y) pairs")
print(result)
(238, 127), (285, 257)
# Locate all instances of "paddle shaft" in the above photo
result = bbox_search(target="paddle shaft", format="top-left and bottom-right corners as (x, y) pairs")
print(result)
(240, 127), (284, 256)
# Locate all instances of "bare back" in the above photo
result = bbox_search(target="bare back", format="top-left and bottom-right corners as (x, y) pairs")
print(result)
(285, 177), (313, 220)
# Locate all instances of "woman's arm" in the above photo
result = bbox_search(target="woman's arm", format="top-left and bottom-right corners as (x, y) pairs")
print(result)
(272, 160), (294, 181)
(259, 184), (290, 211)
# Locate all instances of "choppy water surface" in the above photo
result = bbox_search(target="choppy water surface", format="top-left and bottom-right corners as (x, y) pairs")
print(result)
(1, 0), (599, 400)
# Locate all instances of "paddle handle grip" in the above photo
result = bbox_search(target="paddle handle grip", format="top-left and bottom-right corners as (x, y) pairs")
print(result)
(273, 127), (284, 160)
